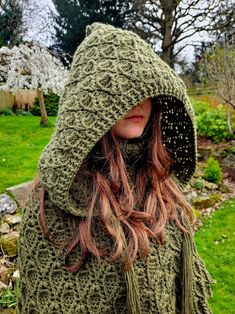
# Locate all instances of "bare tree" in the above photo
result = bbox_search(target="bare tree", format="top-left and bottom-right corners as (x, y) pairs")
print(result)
(22, 0), (54, 44)
(204, 43), (235, 111)
(0, 0), (53, 47)
(129, 0), (227, 68)
(209, 0), (235, 44)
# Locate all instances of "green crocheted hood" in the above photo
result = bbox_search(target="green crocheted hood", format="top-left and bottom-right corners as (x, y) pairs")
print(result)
(38, 22), (197, 216)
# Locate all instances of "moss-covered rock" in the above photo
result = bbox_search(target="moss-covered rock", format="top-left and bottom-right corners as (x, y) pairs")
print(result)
(219, 183), (233, 193)
(0, 232), (19, 257)
(210, 192), (222, 203)
(0, 309), (16, 314)
(204, 181), (218, 190)
(2, 214), (21, 226)
(0, 223), (10, 234)
(193, 193), (222, 209)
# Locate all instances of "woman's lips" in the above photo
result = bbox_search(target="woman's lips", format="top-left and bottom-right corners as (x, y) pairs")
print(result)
(125, 115), (144, 122)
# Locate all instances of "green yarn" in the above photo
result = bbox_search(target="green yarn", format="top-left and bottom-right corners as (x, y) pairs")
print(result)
(17, 23), (214, 314)
(38, 22), (197, 217)
(124, 266), (141, 314)
(17, 157), (214, 313)
(181, 230), (194, 314)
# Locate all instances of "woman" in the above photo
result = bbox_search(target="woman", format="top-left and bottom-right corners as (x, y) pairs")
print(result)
(17, 23), (214, 314)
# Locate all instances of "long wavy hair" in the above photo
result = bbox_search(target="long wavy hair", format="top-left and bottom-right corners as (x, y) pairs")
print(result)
(36, 98), (195, 272)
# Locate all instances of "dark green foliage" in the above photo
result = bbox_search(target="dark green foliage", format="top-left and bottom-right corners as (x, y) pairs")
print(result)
(0, 108), (34, 116)
(15, 109), (33, 116)
(0, 0), (23, 47)
(30, 93), (60, 116)
(52, 0), (137, 58)
(0, 108), (15, 115)
(204, 156), (222, 183)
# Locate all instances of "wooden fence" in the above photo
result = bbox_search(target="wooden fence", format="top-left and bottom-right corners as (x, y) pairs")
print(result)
(0, 90), (37, 110)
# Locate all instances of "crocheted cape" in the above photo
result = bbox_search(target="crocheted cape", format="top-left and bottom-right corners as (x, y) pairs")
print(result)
(38, 22), (197, 217)
(17, 23), (214, 314)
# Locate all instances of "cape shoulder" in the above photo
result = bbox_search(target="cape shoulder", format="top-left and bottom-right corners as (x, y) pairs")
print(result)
(17, 188), (214, 314)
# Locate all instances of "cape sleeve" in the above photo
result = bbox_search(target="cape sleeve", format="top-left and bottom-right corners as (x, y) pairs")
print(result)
(191, 238), (215, 314)
(17, 187), (40, 314)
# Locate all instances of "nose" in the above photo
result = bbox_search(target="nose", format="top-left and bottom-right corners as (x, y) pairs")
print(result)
(133, 101), (143, 110)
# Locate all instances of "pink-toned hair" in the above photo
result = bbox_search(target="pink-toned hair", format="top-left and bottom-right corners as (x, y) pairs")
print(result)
(36, 101), (195, 272)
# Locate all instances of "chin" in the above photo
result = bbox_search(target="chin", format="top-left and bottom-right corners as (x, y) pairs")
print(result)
(124, 129), (144, 139)
(112, 125), (145, 139)
(128, 134), (143, 139)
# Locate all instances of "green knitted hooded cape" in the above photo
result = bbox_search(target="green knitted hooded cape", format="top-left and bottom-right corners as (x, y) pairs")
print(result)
(17, 23), (214, 314)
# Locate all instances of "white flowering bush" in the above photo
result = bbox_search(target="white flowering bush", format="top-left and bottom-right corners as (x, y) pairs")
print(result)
(0, 42), (68, 95)
(0, 46), (13, 84)
(0, 42), (68, 124)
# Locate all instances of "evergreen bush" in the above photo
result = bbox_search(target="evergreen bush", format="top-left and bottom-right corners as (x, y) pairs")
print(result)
(0, 108), (15, 116)
(15, 109), (33, 116)
(30, 93), (60, 116)
(204, 156), (222, 183)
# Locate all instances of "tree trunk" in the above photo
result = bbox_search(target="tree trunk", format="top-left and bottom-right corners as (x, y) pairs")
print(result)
(37, 89), (48, 126)
(160, 0), (177, 68)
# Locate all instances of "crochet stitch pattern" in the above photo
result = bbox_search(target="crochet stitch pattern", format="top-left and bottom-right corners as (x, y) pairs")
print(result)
(18, 186), (213, 314)
(17, 23), (214, 314)
(38, 22), (196, 217)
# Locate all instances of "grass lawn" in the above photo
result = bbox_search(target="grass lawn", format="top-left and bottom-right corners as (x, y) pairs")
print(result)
(0, 116), (56, 192)
(1, 116), (235, 313)
(195, 197), (235, 314)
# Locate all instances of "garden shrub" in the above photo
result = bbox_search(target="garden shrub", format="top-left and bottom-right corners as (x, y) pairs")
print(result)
(191, 99), (210, 115)
(196, 105), (234, 143)
(0, 278), (19, 308)
(30, 92), (60, 116)
(191, 179), (205, 191)
(0, 108), (15, 116)
(204, 156), (222, 183)
(15, 109), (33, 116)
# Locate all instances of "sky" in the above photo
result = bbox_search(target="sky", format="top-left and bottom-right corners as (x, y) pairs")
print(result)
(32, 0), (210, 65)
(24, 0), (56, 45)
